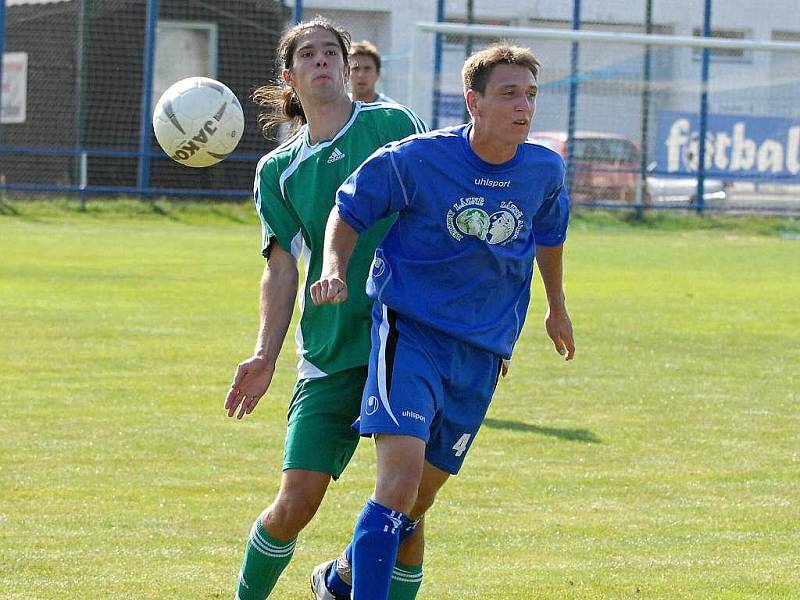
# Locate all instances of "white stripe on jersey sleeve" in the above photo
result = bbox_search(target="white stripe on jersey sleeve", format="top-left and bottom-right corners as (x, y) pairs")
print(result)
(359, 102), (428, 134)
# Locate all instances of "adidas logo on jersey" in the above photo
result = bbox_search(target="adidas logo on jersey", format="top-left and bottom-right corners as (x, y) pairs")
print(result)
(327, 148), (346, 163)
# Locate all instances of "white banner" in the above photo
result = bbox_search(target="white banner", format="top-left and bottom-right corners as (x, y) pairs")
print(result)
(2, 52), (28, 124)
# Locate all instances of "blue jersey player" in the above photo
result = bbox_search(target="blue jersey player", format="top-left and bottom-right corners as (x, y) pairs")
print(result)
(310, 44), (575, 600)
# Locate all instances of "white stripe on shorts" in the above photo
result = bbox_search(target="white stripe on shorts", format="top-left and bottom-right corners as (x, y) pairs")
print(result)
(377, 304), (400, 427)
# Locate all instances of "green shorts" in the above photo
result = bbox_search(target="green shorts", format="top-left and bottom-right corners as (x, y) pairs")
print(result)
(283, 365), (367, 480)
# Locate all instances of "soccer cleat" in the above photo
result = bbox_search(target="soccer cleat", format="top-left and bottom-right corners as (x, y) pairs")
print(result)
(310, 559), (348, 600)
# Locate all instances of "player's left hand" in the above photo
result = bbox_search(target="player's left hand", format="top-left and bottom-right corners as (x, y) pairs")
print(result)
(545, 307), (575, 360)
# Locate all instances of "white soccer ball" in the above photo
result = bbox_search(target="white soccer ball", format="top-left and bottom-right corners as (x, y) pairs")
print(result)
(152, 77), (245, 168)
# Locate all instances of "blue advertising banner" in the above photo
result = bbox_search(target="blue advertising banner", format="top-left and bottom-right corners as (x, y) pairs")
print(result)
(656, 111), (800, 179)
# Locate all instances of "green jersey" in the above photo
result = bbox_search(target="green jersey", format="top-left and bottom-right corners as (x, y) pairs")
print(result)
(254, 101), (427, 379)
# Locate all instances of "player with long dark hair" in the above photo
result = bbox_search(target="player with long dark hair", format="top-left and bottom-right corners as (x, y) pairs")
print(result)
(224, 17), (427, 600)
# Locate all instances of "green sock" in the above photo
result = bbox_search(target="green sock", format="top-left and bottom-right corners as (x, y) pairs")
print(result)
(236, 518), (296, 600)
(388, 561), (424, 600)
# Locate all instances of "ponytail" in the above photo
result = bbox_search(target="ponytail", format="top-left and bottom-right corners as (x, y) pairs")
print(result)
(253, 84), (306, 138)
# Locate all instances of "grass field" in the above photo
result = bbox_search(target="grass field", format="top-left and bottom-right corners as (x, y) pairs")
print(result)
(1, 201), (798, 599)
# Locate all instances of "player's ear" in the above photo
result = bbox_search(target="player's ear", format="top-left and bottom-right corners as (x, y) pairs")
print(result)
(281, 68), (293, 87)
(465, 89), (480, 118)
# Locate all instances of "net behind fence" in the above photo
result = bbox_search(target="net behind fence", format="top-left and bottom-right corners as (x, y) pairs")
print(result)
(408, 22), (800, 212)
(1, 0), (288, 198)
(3, 0), (800, 213)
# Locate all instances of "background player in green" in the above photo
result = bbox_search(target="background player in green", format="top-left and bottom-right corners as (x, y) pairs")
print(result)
(223, 18), (427, 600)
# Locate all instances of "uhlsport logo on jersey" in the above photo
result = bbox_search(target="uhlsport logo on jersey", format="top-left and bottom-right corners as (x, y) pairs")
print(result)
(447, 196), (523, 245)
(474, 177), (511, 188)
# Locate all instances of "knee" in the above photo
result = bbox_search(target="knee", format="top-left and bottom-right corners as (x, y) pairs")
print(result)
(375, 473), (421, 515)
(262, 492), (322, 538)
(410, 487), (438, 519)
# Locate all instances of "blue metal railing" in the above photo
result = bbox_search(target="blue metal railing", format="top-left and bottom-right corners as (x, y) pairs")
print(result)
(135, 0), (159, 196)
(0, 0), (6, 147)
(565, 0), (582, 200)
(695, 0), (713, 214)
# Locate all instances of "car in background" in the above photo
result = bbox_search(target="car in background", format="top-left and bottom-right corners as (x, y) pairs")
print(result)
(644, 163), (727, 206)
(529, 131), (638, 201)
(528, 131), (726, 206)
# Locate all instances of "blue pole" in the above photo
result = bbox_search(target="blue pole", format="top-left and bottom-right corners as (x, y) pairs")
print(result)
(432, 0), (445, 129)
(566, 0), (581, 197)
(638, 0), (653, 211)
(462, 0), (474, 123)
(136, 0), (159, 196)
(293, 1), (303, 24)
(696, 0), (712, 213)
(0, 0), (7, 146)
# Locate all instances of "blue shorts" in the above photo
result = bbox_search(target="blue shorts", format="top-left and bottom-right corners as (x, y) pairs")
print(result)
(356, 301), (502, 474)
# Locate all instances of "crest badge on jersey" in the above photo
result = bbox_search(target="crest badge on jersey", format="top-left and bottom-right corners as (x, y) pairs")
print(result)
(447, 197), (523, 245)
(456, 207), (490, 240)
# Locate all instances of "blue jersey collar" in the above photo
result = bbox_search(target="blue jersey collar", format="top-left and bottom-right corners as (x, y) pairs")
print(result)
(460, 123), (523, 171)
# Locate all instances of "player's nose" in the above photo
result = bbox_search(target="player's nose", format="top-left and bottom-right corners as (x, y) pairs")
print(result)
(515, 95), (533, 112)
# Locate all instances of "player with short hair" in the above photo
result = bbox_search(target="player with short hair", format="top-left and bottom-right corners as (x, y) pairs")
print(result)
(223, 17), (427, 600)
(310, 44), (575, 599)
(349, 40), (397, 103)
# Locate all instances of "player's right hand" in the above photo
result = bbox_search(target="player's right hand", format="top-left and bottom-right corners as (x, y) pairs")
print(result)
(224, 356), (275, 419)
(310, 277), (348, 305)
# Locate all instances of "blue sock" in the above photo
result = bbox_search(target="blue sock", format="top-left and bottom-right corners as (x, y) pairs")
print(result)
(327, 515), (421, 598)
(398, 516), (420, 543)
(325, 546), (353, 597)
(350, 499), (407, 600)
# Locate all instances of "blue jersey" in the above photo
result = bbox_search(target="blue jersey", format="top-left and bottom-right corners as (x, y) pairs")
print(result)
(335, 123), (570, 358)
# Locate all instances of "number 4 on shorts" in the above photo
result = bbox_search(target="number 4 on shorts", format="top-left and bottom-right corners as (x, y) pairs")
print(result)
(452, 433), (471, 457)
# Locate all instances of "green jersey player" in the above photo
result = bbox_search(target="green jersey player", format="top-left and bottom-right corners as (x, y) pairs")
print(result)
(223, 18), (427, 600)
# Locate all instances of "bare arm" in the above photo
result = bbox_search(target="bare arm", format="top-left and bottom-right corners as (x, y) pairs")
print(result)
(309, 207), (360, 305)
(224, 241), (298, 419)
(535, 244), (575, 361)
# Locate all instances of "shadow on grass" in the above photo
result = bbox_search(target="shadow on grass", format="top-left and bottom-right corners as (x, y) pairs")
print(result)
(206, 203), (252, 224)
(0, 199), (21, 216)
(145, 199), (180, 221)
(483, 417), (601, 443)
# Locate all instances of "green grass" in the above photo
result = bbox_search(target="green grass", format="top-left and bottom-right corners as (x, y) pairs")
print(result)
(1, 201), (798, 599)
